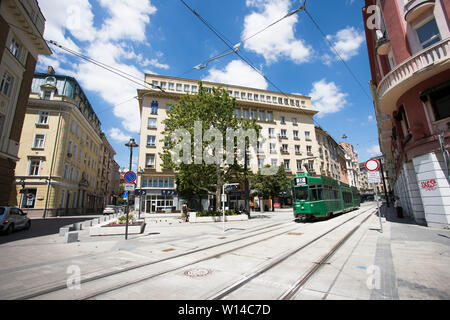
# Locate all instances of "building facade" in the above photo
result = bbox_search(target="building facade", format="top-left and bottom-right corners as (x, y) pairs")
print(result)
(359, 160), (390, 201)
(0, 0), (51, 205)
(137, 74), (320, 213)
(14, 69), (116, 217)
(315, 126), (349, 183)
(363, 0), (450, 228)
(99, 133), (119, 207)
(339, 141), (361, 189)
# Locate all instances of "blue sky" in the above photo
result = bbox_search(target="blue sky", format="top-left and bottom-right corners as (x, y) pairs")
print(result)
(36, 0), (381, 171)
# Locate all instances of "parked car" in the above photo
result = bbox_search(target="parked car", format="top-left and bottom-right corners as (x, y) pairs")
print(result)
(0, 207), (31, 235)
(103, 205), (118, 215)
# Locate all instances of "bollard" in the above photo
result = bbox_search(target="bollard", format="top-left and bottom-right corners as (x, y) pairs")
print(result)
(73, 222), (83, 230)
(82, 220), (92, 228)
(64, 231), (78, 243)
(59, 227), (71, 237)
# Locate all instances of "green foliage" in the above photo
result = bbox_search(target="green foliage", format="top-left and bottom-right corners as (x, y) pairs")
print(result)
(251, 166), (290, 211)
(197, 209), (237, 217)
(117, 214), (135, 224)
(160, 82), (261, 209)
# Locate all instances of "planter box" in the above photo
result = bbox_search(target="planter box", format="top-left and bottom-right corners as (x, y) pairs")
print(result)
(89, 222), (146, 236)
(189, 212), (248, 223)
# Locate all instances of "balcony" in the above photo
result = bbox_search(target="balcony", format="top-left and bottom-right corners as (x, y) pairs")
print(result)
(404, 0), (435, 23)
(377, 38), (450, 114)
(376, 30), (390, 56)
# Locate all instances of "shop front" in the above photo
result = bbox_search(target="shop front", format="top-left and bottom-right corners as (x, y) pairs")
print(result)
(144, 190), (179, 213)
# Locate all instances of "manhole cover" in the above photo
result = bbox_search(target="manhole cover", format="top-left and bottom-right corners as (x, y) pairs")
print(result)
(184, 268), (211, 278)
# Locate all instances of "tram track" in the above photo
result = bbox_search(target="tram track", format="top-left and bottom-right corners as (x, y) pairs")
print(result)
(78, 207), (375, 300)
(14, 206), (376, 300)
(12, 218), (297, 300)
(206, 208), (375, 300)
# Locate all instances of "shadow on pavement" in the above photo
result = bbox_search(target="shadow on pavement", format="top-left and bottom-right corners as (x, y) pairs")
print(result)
(380, 204), (417, 225)
(0, 217), (100, 245)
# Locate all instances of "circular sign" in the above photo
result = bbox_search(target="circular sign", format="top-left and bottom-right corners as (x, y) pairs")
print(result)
(124, 171), (137, 183)
(365, 159), (380, 172)
(27, 194), (34, 199)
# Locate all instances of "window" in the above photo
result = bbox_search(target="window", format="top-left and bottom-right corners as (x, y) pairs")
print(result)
(33, 134), (45, 149)
(160, 82), (167, 89)
(267, 96), (271, 102)
(234, 91), (239, 98)
(307, 146), (312, 154)
(295, 145), (301, 154)
(67, 141), (72, 154)
(148, 118), (157, 129)
(297, 160), (303, 171)
(248, 93), (253, 100)
(281, 129), (287, 138)
(254, 94), (259, 101)
(305, 131), (311, 140)
(267, 112), (273, 122)
(258, 159), (264, 169)
(145, 154), (155, 168)
(270, 143), (276, 153)
(260, 95), (265, 101)
(283, 159), (290, 170)
(308, 160), (314, 171)
(151, 101), (158, 114)
(43, 90), (51, 100)
(28, 158), (41, 176)
(273, 97), (277, 103)
(147, 135), (156, 147)
(184, 85), (190, 92)
(280, 116), (285, 124)
(292, 118), (297, 125)
(269, 128), (275, 138)
(241, 92), (246, 99)
(38, 112), (49, 125)
(282, 144), (288, 153)
(191, 85), (198, 93)
(176, 84), (182, 91)
(293, 130), (299, 139)
(243, 109), (249, 119)
(60, 190), (66, 208)
(278, 98), (283, 104)
(271, 159), (277, 167)
(290, 99), (294, 106)
(152, 81), (159, 87)
(168, 83), (174, 90)
(64, 164), (69, 180)
(259, 111), (265, 121)
(416, 18), (441, 49)
(296, 100), (300, 107)
(9, 38), (21, 59)
(228, 91), (232, 96)
(430, 88), (450, 121)
(284, 98), (289, 105)
(251, 110), (257, 119)
(0, 72), (13, 97)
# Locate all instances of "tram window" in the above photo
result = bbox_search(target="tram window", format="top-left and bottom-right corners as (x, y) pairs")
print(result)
(294, 187), (309, 201)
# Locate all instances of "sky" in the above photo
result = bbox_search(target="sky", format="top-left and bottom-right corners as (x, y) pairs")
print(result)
(35, 0), (382, 171)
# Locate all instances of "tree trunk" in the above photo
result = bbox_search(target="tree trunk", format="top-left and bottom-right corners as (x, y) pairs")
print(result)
(216, 164), (223, 212)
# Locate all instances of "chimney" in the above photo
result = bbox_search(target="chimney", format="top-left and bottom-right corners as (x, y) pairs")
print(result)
(48, 66), (55, 75)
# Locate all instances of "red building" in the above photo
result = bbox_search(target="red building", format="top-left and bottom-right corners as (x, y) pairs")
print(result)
(362, 0), (449, 228)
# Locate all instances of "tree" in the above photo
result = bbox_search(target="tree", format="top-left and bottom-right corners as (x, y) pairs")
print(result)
(161, 82), (261, 211)
(251, 166), (290, 211)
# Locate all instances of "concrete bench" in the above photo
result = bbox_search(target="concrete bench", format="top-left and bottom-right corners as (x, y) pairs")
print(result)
(64, 231), (78, 243)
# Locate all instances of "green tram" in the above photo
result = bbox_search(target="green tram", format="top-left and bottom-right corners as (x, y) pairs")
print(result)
(291, 173), (361, 221)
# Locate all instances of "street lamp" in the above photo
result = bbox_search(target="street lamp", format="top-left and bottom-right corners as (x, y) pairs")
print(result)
(124, 138), (138, 240)
(137, 167), (144, 220)
(222, 183), (239, 233)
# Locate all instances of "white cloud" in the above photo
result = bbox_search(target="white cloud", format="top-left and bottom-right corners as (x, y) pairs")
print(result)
(368, 115), (374, 121)
(108, 128), (132, 143)
(367, 144), (381, 156)
(324, 26), (365, 64)
(203, 60), (268, 90)
(242, 0), (312, 64)
(309, 79), (348, 117)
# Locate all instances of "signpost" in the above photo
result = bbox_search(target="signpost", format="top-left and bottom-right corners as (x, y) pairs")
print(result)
(365, 159), (383, 233)
(124, 171), (136, 240)
(222, 183), (239, 232)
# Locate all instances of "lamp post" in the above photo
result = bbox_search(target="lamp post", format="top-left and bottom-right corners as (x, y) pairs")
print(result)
(124, 138), (138, 240)
(222, 183), (239, 232)
(138, 168), (144, 220)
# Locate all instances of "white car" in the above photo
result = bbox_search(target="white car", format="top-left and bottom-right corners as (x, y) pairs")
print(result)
(103, 205), (117, 215)
(0, 207), (31, 235)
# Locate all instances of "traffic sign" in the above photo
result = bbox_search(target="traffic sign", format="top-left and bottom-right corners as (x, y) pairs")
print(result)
(123, 192), (128, 200)
(124, 171), (137, 184)
(124, 183), (136, 191)
(365, 159), (380, 172)
(367, 171), (381, 183)
(134, 189), (147, 196)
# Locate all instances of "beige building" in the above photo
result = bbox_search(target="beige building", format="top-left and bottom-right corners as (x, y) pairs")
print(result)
(339, 141), (361, 189)
(137, 74), (321, 213)
(0, 0), (51, 205)
(14, 68), (116, 217)
(99, 133), (119, 206)
(315, 126), (349, 183)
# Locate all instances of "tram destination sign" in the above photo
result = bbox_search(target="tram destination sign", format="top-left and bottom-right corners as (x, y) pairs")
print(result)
(294, 177), (307, 186)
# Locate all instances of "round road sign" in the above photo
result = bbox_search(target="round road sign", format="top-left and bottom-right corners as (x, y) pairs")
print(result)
(365, 159), (380, 172)
(124, 171), (137, 183)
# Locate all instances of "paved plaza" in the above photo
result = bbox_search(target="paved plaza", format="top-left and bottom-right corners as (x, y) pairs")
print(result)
(0, 203), (448, 300)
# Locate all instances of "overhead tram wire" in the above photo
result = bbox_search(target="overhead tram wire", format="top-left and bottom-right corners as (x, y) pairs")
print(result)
(47, 41), (165, 93)
(178, 0), (292, 99)
(177, 1), (306, 79)
(303, 8), (373, 101)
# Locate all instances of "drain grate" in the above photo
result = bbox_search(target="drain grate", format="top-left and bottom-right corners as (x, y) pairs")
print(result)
(184, 268), (212, 278)
(288, 232), (303, 236)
